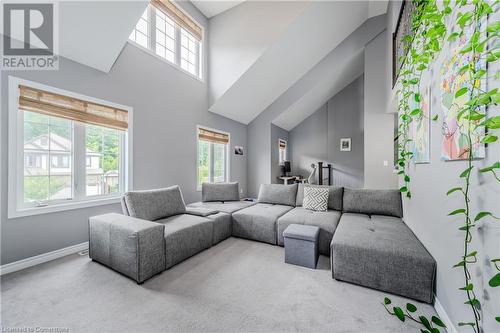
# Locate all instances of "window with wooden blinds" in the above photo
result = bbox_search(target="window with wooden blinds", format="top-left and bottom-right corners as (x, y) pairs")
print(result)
(151, 0), (202, 41)
(18, 85), (128, 131)
(198, 127), (229, 145)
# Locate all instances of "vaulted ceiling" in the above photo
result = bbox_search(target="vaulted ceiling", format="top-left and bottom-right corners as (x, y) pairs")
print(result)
(191, 0), (245, 18)
(206, 1), (388, 127)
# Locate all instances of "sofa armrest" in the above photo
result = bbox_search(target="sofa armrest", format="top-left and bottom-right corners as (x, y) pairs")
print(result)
(185, 207), (219, 217)
(89, 213), (166, 283)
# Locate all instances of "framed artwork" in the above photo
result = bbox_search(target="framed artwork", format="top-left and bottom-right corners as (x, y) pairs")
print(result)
(340, 138), (351, 152)
(411, 85), (431, 163)
(440, 18), (486, 161)
(234, 146), (243, 155)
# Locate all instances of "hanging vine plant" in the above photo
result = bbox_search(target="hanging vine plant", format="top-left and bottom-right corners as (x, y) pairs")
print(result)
(386, 0), (499, 332)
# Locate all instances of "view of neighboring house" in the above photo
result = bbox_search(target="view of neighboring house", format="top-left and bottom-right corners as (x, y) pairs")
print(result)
(23, 132), (118, 199)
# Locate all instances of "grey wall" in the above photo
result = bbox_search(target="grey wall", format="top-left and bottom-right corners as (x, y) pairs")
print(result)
(0, 2), (248, 265)
(289, 76), (364, 187)
(363, 30), (398, 189)
(270, 124), (290, 184)
(386, 2), (499, 331)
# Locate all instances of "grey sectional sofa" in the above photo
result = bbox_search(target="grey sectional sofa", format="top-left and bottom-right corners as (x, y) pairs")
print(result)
(89, 182), (436, 304)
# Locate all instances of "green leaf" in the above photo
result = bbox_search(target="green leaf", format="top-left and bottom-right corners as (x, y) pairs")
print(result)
(446, 187), (462, 195)
(384, 297), (391, 305)
(400, 186), (408, 193)
(489, 273), (500, 287)
(458, 322), (476, 327)
(455, 87), (468, 98)
(495, 317), (500, 323)
(458, 64), (470, 75)
(432, 114), (438, 121)
(406, 303), (417, 313)
(459, 283), (473, 291)
(432, 316), (446, 328)
(460, 166), (473, 178)
(479, 162), (500, 173)
(404, 175), (410, 182)
(481, 135), (498, 144)
(448, 209), (466, 216)
(486, 116), (500, 129)
(464, 298), (481, 309)
(420, 316), (432, 331)
(393, 307), (405, 322)
(448, 32), (459, 41)
(414, 93), (421, 102)
(411, 108), (422, 116)
(453, 260), (465, 268)
(474, 211), (492, 222)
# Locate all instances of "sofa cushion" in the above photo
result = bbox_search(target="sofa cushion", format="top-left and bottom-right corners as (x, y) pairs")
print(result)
(202, 182), (240, 202)
(343, 188), (403, 217)
(232, 203), (293, 244)
(296, 184), (343, 211)
(188, 200), (256, 214)
(156, 214), (213, 269)
(277, 207), (341, 255)
(303, 186), (329, 212)
(123, 186), (186, 221)
(257, 184), (298, 207)
(330, 213), (436, 303)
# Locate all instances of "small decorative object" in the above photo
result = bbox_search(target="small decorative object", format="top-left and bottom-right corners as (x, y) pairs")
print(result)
(340, 138), (351, 152)
(234, 146), (243, 155)
(303, 186), (329, 212)
(306, 164), (317, 184)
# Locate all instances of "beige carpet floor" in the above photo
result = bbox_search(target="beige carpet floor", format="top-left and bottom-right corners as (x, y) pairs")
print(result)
(1, 237), (437, 332)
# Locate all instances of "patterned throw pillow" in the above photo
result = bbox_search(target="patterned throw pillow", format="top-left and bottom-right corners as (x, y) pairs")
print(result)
(303, 186), (329, 212)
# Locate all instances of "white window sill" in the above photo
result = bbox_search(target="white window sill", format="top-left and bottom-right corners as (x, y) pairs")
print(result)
(127, 41), (204, 83)
(8, 196), (122, 219)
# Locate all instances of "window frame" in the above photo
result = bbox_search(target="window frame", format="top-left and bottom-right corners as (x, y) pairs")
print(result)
(278, 139), (287, 165)
(8, 76), (134, 218)
(196, 125), (230, 191)
(128, 3), (204, 82)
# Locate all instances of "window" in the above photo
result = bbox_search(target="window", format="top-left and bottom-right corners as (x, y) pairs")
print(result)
(129, 0), (203, 79)
(279, 139), (287, 165)
(8, 77), (132, 218)
(197, 126), (229, 189)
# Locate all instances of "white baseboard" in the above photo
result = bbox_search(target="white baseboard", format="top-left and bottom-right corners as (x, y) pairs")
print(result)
(434, 295), (457, 333)
(0, 242), (89, 276)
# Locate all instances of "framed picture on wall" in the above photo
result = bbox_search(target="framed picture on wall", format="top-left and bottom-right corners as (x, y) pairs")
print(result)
(340, 138), (351, 151)
(234, 146), (244, 155)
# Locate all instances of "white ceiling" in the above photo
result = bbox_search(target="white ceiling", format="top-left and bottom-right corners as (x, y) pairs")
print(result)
(59, 1), (148, 72)
(208, 1), (374, 124)
(191, 0), (245, 18)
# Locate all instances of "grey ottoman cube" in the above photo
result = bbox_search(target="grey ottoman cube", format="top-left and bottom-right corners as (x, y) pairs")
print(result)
(283, 224), (320, 269)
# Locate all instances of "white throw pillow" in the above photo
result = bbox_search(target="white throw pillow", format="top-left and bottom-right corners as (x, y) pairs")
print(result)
(303, 186), (329, 212)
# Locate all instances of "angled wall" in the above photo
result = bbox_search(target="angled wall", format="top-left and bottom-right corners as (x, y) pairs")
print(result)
(289, 76), (364, 188)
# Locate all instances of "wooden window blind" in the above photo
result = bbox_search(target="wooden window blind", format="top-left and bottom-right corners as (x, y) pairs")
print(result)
(18, 85), (129, 131)
(151, 0), (202, 41)
(198, 128), (229, 145)
(279, 140), (286, 149)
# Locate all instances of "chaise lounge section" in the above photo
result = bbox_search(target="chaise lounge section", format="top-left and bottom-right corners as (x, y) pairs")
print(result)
(330, 189), (437, 303)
